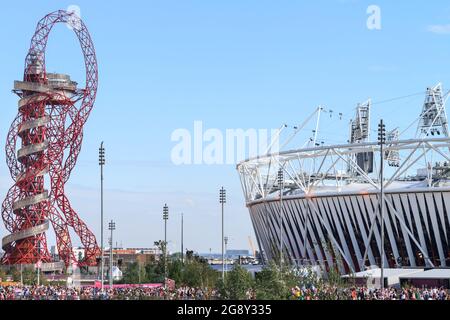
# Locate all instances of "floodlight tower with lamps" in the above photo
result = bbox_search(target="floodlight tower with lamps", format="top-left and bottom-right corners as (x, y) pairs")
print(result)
(277, 168), (285, 269)
(163, 204), (169, 290)
(108, 220), (115, 289)
(99, 142), (105, 290)
(219, 187), (226, 280)
(378, 120), (386, 291)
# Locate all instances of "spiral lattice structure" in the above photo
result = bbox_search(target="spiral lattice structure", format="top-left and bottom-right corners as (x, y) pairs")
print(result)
(1, 10), (100, 268)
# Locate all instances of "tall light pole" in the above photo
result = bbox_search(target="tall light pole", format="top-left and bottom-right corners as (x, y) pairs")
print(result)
(163, 204), (169, 291)
(219, 187), (226, 281)
(278, 168), (284, 269)
(181, 213), (184, 264)
(108, 220), (115, 289)
(99, 142), (105, 291)
(378, 120), (386, 292)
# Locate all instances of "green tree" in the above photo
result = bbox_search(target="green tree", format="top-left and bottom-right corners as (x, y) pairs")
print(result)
(255, 262), (298, 300)
(145, 263), (164, 283)
(168, 259), (184, 284)
(19, 268), (48, 285)
(121, 262), (141, 284)
(218, 265), (254, 300)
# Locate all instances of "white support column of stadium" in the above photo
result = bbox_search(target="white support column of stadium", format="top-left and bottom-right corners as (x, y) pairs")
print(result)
(307, 146), (378, 269)
(241, 161), (296, 264)
(248, 205), (267, 263)
(360, 197), (384, 268)
(317, 196), (356, 270)
(297, 197), (316, 262)
(340, 196), (364, 270)
(278, 200), (298, 265)
(283, 193), (336, 270)
(433, 193), (449, 244)
(267, 202), (286, 261)
(391, 194), (416, 267)
(265, 201), (285, 262)
(251, 205), (271, 261)
(353, 196), (377, 266)
(384, 198), (435, 267)
(307, 199), (356, 273)
(284, 199), (307, 265)
(280, 197), (301, 265)
(440, 193), (450, 248)
(424, 192), (446, 266)
(300, 198), (328, 269)
(359, 189), (435, 268)
(269, 153), (344, 265)
(404, 193), (429, 263)
(332, 147), (400, 270)
(347, 142), (436, 268)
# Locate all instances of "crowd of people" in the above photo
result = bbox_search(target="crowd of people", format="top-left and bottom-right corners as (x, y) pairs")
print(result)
(290, 285), (450, 300)
(0, 284), (220, 300)
(1, 283), (449, 300)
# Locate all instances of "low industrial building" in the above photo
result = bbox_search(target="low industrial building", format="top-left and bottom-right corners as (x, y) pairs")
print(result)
(342, 268), (424, 288)
(399, 269), (450, 289)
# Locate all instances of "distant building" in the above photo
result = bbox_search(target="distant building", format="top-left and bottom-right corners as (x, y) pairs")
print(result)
(50, 246), (161, 274)
(226, 250), (250, 259)
(104, 247), (162, 271)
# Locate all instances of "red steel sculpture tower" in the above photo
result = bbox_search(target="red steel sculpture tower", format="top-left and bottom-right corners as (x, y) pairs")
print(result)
(1, 10), (100, 269)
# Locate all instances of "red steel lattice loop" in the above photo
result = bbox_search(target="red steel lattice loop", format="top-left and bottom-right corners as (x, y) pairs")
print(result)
(1, 10), (100, 267)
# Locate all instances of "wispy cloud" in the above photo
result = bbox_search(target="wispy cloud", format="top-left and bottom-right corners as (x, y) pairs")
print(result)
(427, 24), (450, 35)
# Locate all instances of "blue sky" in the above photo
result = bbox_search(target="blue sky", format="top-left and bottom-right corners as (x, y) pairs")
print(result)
(1, 0), (450, 253)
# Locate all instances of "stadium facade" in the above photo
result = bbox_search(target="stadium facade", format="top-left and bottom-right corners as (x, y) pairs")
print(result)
(237, 84), (450, 274)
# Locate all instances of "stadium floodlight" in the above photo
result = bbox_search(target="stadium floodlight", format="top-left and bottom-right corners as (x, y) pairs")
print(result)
(99, 142), (106, 291)
(219, 187), (226, 281)
(378, 120), (386, 290)
(108, 220), (116, 289)
(277, 168), (285, 269)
